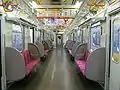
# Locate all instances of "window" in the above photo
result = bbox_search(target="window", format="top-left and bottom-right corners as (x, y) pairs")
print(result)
(91, 25), (101, 50)
(12, 24), (23, 51)
(112, 19), (120, 63)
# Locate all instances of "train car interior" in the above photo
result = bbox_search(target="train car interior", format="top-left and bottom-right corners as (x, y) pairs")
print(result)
(0, 0), (120, 90)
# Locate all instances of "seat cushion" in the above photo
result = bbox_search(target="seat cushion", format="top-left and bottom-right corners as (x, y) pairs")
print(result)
(75, 60), (86, 75)
(76, 60), (86, 65)
(26, 60), (39, 75)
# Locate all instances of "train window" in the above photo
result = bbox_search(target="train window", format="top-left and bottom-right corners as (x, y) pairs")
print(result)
(112, 19), (120, 63)
(34, 29), (39, 43)
(35, 30), (41, 43)
(90, 25), (101, 50)
(12, 24), (23, 51)
(41, 31), (43, 41)
(83, 28), (88, 43)
(30, 28), (33, 43)
(77, 30), (80, 42)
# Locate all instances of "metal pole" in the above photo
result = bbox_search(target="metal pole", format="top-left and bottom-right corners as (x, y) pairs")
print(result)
(105, 9), (110, 90)
(1, 16), (6, 90)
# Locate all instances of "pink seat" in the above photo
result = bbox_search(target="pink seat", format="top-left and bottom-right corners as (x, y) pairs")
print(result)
(75, 60), (86, 75)
(76, 60), (86, 65)
(22, 50), (40, 75)
(21, 50), (31, 65)
(26, 60), (39, 75)
(75, 50), (90, 75)
(84, 50), (90, 61)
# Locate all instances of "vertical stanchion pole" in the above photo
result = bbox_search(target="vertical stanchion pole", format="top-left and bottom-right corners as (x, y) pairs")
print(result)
(1, 15), (6, 90)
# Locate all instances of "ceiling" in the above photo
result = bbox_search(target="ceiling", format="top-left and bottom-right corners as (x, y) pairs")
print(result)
(3, 0), (109, 33)
(28, 0), (84, 31)
(18, 0), (92, 31)
(34, 0), (75, 5)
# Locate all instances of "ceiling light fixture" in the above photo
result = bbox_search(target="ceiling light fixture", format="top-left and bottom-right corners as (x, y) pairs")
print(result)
(29, 1), (37, 8)
(75, 1), (83, 8)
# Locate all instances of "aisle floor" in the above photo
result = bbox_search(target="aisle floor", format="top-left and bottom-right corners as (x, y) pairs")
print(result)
(8, 48), (103, 90)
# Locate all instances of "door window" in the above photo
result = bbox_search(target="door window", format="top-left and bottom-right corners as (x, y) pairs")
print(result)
(112, 19), (120, 63)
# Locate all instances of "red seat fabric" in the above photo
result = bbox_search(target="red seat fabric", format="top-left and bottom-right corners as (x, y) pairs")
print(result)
(75, 50), (90, 75)
(22, 50), (40, 75)
(26, 60), (39, 75)
(75, 60), (86, 75)
(21, 50), (31, 65)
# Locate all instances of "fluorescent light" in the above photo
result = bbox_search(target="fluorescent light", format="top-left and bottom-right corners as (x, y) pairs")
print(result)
(6, 12), (15, 17)
(75, 1), (82, 8)
(29, 1), (37, 8)
(78, 30), (80, 35)
(8, 5), (12, 11)
(58, 32), (64, 34)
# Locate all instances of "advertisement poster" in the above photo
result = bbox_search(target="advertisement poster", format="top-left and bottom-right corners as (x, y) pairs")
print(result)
(91, 25), (101, 50)
(12, 24), (23, 51)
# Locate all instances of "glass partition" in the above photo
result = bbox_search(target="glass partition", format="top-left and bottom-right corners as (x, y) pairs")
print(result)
(12, 24), (23, 51)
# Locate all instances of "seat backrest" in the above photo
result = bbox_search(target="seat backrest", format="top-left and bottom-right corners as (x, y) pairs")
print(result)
(5, 47), (26, 81)
(46, 40), (52, 49)
(36, 42), (45, 57)
(85, 47), (106, 82)
(66, 40), (73, 48)
(71, 42), (81, 56)
(74, 43), (88, 59)
(65, 40), (70, 46)
(67, 41), (75, 50)
(28, 43), (40, 59)
(42, 41), (50, 50)
(69, 41), (75, 50)
(21, 50), (31, 65)
(48, 40), (52, 46)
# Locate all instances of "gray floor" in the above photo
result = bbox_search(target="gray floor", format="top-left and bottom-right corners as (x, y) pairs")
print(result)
(8, 48), (103, 90)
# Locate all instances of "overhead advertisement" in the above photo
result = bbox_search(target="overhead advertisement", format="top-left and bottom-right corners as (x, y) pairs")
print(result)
(12, 24), (23, 51)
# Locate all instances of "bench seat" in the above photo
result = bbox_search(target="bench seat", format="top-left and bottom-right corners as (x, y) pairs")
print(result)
(22, 50), (40, 75)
